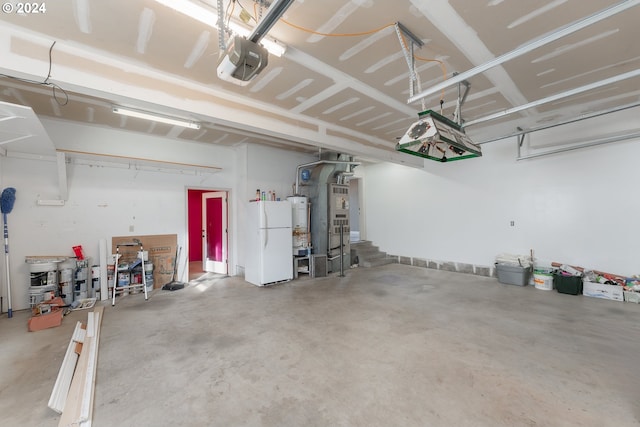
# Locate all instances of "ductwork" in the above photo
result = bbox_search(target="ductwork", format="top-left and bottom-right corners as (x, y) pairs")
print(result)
(295, 159), (360, 195)
(295, 153), (358, 273)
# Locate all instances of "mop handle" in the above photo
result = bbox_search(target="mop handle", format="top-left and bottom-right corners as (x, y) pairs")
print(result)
(3, 213), (7, 249)
(3, 213), (11, 318)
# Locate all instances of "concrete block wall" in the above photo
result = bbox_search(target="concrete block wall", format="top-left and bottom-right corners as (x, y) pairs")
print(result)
(392, 256), (496, 278)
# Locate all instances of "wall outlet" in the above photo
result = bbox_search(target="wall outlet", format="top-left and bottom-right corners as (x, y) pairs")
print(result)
(510, 221), (515, 226)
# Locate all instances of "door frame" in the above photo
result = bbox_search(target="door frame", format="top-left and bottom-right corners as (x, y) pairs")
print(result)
(202, 191), (228, 274)
(185, 187), (232, 280)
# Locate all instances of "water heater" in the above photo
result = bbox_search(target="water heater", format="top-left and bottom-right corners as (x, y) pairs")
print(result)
(287, 196), (309, 255)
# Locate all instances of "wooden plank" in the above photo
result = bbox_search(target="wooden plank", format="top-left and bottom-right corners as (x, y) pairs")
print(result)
(57, 307), (105, 427)
(79, 307), (103, 425)
(48, 322), (82, 414)
(58, 332), (90, 427)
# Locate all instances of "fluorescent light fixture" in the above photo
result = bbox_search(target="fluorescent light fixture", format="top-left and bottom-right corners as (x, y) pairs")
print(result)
(153, 0), (287, 57)
(112, 106), (201, 129)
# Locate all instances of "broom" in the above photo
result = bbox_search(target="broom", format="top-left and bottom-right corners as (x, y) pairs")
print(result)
(1, 187), (16, 318)
(162, 246), (186, 291)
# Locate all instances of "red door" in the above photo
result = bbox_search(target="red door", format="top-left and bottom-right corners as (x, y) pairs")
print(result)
(202, 192), (228, 274)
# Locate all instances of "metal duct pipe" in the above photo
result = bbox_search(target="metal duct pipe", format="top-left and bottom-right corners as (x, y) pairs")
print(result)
(335, 171), (355, 185)
(295, 160), (360, 195)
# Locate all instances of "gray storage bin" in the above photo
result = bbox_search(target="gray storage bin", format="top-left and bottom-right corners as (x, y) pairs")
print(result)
(495, 263), (531, 286)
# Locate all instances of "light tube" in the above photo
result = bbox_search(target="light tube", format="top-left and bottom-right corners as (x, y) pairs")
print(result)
(112, 106), (201, 129)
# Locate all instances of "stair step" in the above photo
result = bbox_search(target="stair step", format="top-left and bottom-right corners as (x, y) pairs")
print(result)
(359, 251), (388, 260)
(352, 247), (381, 256)
(351, 240), (373, 248)
(350, 240), (398, 268)
(362, 257), (397, 268)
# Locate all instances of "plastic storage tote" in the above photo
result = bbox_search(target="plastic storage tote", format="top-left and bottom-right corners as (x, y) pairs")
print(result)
(495, 263), (531, 286)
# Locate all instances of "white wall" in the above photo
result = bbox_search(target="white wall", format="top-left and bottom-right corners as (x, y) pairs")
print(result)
(0, 120), (315, 311)
(233, 143), (316, 274)
(363, 111), (640, 276)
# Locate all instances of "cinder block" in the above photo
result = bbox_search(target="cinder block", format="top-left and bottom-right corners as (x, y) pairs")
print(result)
(399, 256), (412, 265)
(412, 258), (427, 268)
(427, 260), (439, 269)
(474, 266), (492, 277)
(457, 263), (474, 274)
(440, 262), (457, 272)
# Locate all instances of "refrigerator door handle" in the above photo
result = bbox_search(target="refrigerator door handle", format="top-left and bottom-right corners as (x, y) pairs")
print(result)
(261, 203), (268, 249)
(262, 203), (268, 229)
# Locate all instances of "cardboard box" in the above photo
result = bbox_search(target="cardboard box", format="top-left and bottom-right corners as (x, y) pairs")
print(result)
(112, 234), (177, 289)
(582, 281), (623, 302)
(28, 308), (64, 332)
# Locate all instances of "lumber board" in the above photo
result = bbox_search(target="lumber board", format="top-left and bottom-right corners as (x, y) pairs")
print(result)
(58, 306), (104, 427)
(48, 322), (82, 414)
(58, 332), (90, 427)
(80, 307), (103, 426)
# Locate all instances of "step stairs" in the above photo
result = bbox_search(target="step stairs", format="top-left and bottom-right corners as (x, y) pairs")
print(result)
(351, 240), (397, 268)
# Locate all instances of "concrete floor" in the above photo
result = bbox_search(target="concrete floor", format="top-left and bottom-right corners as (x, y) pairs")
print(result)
(1, 264), (639, 427)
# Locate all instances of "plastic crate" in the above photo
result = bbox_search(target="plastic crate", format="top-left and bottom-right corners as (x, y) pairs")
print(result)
(553, 273), (583, 295)
(495, 263), (531, 286)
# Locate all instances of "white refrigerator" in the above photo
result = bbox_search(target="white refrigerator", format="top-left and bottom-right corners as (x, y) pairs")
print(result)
(245, 200), (293, 286)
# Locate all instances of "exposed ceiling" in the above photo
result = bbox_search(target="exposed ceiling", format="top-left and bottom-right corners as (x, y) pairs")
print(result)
(1, 0), (639, 165)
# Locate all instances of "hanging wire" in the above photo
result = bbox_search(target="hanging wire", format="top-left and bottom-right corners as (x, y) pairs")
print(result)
(226, 0), (236, 29)
(415, 53), (448, 106)
(396, 31), (447, 106)
(0, 41), (69, 106)
(281, 19), (396, 37)
(280, 18), (448, 106)
(219, 2), (450, 107)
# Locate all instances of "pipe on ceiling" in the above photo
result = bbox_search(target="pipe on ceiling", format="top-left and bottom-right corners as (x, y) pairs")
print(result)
(407, 0), (640, 104)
